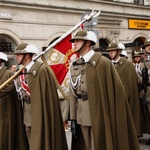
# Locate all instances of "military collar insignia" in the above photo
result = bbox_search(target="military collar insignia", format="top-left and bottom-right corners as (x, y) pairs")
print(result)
(92, 61), (96, 67)
(23, 70), (37, 77)
(118, 61), (123, 65)
(31, 70), (37, 77)
(89, 52), (102, 67)
(28, 61), (42, 77)
(118, 57), (126, 66)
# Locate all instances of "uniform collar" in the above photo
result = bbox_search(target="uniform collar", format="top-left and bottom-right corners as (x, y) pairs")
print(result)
(112, 57), (127, 67)
(26, 61), (34, 72)
(82, 50), (95, 62)
(88, 52), (102, 67)
(112, 57), (121, 64)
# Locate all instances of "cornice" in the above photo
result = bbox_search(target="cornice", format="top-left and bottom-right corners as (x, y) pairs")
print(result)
(0, 0), (150, 10)
(88, 0), (150, 9)
(0, 1), (150, 20)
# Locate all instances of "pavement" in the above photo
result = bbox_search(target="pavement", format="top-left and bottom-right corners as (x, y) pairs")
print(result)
(65, 131), (150, 150)
(139, 134), (150, 150)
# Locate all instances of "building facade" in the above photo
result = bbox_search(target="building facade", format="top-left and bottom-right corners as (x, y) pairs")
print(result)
(0, 0), (150, 66)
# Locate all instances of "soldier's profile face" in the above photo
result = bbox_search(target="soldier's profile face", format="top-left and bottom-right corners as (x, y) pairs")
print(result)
(73, 39), (85, 52)
(108, 50), (118, 59)
(134, 56), (141, 62)
(15, 54), (24, 65)
(145, 45), (150, 54)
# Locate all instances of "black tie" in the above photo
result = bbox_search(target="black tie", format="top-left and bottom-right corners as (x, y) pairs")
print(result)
(73, 57), (85, 66)
(113, 62), (118, 65)
(113, 62), (118, 67)
(80, 57), (85, 63)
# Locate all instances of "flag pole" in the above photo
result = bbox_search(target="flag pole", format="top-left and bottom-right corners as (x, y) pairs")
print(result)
(33, 10), (100, 62)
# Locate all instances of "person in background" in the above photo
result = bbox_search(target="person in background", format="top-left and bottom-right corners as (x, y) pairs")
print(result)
(133, 51), (142, 69)
(69, 30), (140, 150)
(10, 64), (17, 73)
(139, 38), (150, 145)
(13, 43), (68, 150)
(132, 50), (150, 143)
(132, 51), (143, 91)
(132, 51), (143, 89)
(0, 52), (28, 150)
(139, 50), (147, 62)
(106, 42), (142, 137)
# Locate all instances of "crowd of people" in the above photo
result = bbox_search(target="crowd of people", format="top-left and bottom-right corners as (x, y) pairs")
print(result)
(0, 29), (150, 150)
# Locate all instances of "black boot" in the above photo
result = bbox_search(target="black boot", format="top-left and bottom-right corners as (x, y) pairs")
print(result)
(146, 138), (150, 145)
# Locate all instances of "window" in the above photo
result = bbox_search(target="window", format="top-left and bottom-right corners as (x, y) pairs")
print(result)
(134, 0), (144, 5)
(0, 35), (13, 52)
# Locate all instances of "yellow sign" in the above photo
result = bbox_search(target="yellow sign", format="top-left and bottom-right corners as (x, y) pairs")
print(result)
(128, 19), (150, 30)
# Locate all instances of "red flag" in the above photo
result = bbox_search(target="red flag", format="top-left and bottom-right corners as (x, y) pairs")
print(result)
(43, 34), (78, 96)
(80, 24), (84, 30)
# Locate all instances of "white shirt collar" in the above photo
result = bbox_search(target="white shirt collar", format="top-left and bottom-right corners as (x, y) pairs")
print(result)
(112, 57), (121, 63)
(82, 50), (95, 62)
(25, 61), (34, 72)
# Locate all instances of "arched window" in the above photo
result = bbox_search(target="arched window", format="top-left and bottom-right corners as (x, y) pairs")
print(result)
(94, 38), (110, 59)
(0, 34), (17, 68)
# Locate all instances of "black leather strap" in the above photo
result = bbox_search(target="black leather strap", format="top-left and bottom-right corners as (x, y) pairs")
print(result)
(76, 94), (88, 101)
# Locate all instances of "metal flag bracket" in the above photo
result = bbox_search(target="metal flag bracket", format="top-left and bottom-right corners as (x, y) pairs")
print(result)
(83, 10), (101, 21)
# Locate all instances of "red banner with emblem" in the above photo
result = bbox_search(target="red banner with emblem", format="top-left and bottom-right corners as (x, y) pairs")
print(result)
(43, 34), (78, 98)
